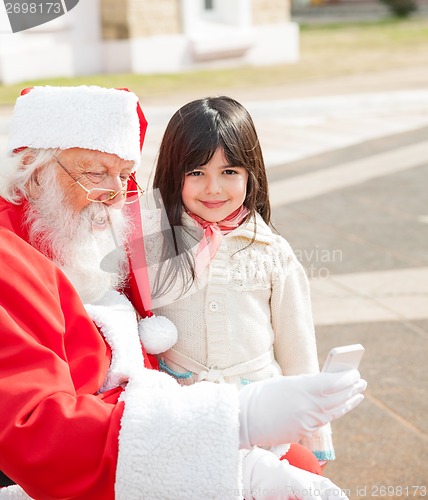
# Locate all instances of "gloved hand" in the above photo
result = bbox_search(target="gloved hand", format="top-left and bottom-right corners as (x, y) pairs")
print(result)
(243, 448), (349, 500)
(239, 370), (366, 449)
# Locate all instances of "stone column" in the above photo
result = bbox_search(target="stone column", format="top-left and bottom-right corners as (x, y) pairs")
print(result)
(100, 0), (180, 40)
(252, 0), (291, 24)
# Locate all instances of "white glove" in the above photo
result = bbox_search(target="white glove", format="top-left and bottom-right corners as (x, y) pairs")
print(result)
(239, 370), (366, 449)
(243, 448), (349, 500)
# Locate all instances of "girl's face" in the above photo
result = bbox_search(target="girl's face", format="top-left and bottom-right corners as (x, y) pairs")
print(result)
(182, 147), (248, 223)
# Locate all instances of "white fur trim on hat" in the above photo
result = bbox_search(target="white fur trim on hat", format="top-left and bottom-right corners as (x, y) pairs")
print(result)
(138, 315), (178, 355)
(7, 86), (143, 167)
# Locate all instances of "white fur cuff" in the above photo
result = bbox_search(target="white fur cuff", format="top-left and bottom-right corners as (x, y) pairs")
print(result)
(116, 369), (241, 499)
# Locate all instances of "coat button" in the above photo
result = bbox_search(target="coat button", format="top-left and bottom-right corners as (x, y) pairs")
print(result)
(208, 301), (219, 312)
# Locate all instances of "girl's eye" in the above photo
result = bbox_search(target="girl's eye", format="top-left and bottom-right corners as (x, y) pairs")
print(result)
(223, 169), (238, 175)
(187, 171), (203, 177)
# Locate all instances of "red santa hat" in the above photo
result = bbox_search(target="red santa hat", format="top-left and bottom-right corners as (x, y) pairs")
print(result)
(7, 85), (147, 169)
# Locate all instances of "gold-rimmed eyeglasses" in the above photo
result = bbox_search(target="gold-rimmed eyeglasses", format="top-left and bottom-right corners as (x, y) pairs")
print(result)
(55, 158), (144, 205)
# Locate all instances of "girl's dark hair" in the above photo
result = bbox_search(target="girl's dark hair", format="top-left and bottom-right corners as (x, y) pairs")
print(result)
(151, 96), (271, 299)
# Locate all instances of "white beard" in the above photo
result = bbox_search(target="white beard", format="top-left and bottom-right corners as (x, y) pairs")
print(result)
(25, 167), (133, 304)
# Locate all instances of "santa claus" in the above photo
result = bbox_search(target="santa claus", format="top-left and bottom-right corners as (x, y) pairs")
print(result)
(0, 85), (366, 500)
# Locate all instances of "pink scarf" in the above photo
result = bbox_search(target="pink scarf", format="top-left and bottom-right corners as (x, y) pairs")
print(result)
(187, 205), (250, 276)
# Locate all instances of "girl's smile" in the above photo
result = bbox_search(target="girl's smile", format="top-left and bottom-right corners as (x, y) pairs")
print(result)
(200, 200), (227, 209)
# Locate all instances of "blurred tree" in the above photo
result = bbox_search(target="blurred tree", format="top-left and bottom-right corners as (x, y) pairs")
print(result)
(380, 0), (418, 17)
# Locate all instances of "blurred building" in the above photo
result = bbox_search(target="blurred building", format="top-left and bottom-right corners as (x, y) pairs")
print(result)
(0, 0), (299, 84)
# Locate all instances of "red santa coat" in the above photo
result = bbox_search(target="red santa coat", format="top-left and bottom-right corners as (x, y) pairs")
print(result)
(0, 199), (240, 500)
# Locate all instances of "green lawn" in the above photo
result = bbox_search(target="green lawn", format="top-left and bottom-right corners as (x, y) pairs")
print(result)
(0, 17), (427, 106)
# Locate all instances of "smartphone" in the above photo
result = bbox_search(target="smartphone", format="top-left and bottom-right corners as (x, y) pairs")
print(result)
(321, 344), (365, 373)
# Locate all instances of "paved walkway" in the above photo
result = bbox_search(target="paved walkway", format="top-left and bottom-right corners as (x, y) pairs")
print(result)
(246, 74), (427, 497)
(0, 66), (427, 498)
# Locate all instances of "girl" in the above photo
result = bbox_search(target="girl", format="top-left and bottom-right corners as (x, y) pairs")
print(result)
(148, 96), (334, 471)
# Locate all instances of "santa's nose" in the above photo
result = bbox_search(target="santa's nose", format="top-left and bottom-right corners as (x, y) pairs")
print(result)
(103, 190), (126, 209)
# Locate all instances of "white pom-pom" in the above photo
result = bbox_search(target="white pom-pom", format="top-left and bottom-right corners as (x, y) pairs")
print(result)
(138, 315), (178, 354)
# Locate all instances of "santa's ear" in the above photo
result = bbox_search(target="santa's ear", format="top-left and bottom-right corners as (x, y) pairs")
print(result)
(25, 168), (43, 198)
(21, 149), (35, 167)
(20, 148), (56, 172)
(21, 151), (42, 191)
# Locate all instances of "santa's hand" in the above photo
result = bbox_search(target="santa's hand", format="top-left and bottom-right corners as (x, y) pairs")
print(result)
(243, 448), (349, 500)
(239, 371), (366, 449)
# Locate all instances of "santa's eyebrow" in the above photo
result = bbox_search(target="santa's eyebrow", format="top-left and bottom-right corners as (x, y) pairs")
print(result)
(77, 163), (107, 171)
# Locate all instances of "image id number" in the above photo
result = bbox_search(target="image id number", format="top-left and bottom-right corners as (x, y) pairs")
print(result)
(372, 485), (426, 497)
(5, 2), (62, 15)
